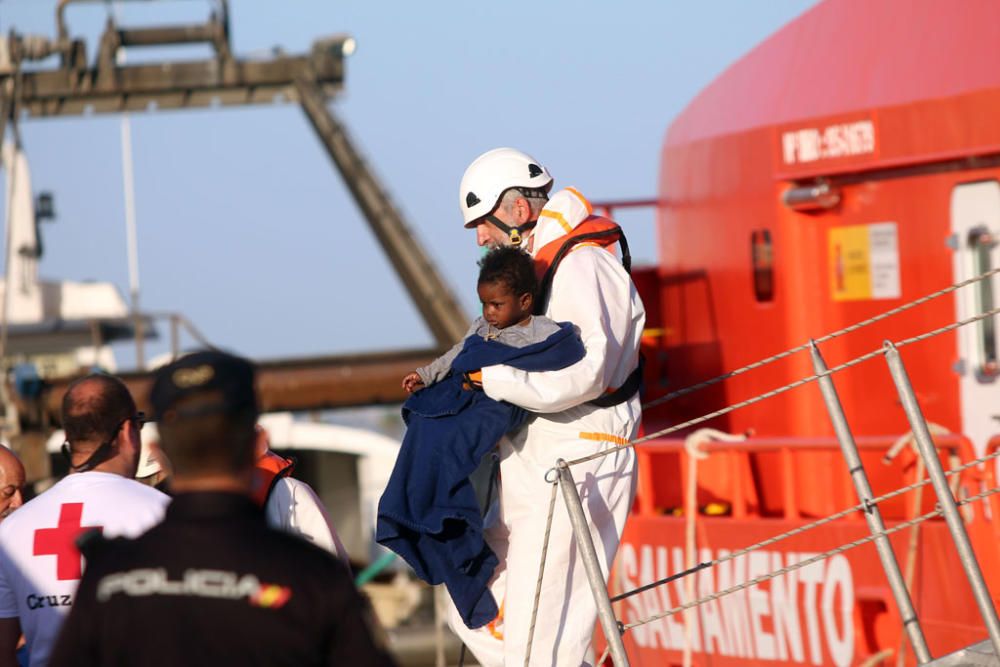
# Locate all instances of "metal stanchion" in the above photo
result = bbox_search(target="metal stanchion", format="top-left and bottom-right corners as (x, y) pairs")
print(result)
(556, 459), (630, 667)
(884, 341), (1000, 655)
(811, 341), (932, 663)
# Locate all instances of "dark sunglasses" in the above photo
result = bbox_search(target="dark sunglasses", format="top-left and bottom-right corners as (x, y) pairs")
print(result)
(62, 412), (145, 473)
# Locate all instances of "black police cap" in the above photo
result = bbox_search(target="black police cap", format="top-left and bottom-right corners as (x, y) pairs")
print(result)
(149, 350), (258, 421)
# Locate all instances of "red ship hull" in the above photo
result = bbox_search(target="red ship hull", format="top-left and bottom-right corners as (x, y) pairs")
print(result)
(606, 1), (1000, 663)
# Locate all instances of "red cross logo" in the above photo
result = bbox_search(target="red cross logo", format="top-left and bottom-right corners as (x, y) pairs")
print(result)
(33, 503), (103, 581)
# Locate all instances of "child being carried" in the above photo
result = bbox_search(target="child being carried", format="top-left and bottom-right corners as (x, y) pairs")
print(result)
(377, 246), (585, 630)
(402, 245), (575, 394)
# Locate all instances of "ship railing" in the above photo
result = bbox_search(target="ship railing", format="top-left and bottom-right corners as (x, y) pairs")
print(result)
(632, 434), (980, 522)
(136, 310), (215, 361)
(88, 309), (215, 372)
(519, 268), (1000, 666)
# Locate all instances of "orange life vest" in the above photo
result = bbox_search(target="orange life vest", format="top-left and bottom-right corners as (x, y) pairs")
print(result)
(250, 450), (295, 508)
(530, 215), (642, 408)
(532, 215), (631, 315)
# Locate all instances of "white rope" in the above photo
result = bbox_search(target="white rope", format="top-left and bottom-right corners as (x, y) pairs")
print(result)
(682, 429), (745, 667)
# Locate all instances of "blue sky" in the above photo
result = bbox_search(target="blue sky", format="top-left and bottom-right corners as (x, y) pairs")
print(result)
(0, 0), (815, 366)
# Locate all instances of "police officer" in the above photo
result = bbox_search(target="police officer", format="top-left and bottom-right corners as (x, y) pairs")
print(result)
(49, 350), (396, 667)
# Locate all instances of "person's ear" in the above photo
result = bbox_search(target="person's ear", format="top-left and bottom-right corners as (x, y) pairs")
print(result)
(520, 292), (533, 311)
(120, 419), (140, 454)
(515, 197), (531, 223)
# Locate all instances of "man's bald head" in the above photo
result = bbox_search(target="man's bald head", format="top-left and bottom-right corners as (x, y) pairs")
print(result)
(62, 374), (137, 449)
(61, 374), (142, 477)
(0, 446), (24, 520)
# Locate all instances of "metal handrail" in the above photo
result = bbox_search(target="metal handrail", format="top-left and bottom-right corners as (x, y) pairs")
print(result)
(56, 0), (229, 42)
(633, 433), (979, 520)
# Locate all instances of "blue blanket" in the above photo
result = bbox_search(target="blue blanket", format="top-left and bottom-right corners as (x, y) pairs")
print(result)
(376, 322), (584, 628)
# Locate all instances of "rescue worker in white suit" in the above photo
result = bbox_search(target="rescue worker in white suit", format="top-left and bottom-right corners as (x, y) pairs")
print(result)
(447, 147), (644, 666)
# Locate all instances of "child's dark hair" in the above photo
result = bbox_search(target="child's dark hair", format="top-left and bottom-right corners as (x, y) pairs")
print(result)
(478, 246), (538, 297)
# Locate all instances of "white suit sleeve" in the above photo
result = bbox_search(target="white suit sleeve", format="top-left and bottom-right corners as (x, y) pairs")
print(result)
(265, 477), (350, 566)
(481, 248), (635, 413)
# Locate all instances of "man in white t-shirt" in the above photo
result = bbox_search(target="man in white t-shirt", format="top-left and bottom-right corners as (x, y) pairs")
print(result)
(0, 374), (169, 667)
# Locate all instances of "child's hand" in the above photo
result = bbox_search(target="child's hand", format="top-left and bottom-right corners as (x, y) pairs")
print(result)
(402, 372), (425, 393)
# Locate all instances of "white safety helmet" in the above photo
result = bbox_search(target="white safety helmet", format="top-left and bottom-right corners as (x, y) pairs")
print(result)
(459, 148), (553, 242)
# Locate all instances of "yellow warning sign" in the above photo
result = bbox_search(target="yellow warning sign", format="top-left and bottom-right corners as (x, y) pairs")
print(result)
(829, 222), (900, 301)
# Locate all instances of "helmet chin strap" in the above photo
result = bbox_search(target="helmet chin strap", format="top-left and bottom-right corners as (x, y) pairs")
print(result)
(485, 215), (536, 248)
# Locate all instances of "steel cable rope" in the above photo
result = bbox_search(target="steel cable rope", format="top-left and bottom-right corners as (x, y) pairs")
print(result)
(522, 481), (559, 667)
(623, 483), (1000, 632)
(611, 447), (1000, 604)
(641, 267), (1000, 413)
(563, 303), (1000, 469)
